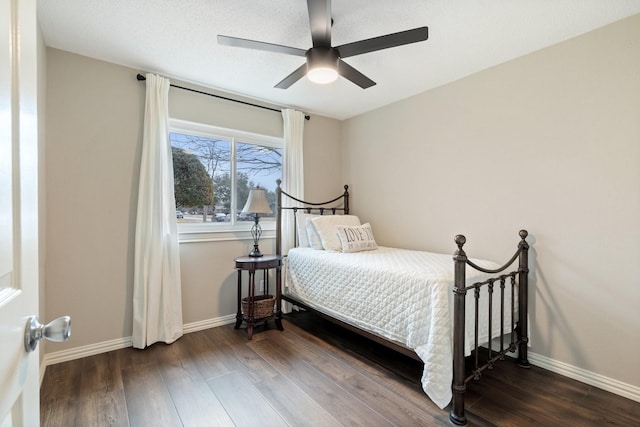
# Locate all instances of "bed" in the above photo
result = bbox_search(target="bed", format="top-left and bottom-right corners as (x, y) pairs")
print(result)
(274, 181), (530, 426)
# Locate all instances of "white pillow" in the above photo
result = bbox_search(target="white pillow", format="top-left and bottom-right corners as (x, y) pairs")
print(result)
(305, 217), (324, 250)
(310, 215), (361, 251)
(336, 223), (378, 253)
(295, 213), (321, 247)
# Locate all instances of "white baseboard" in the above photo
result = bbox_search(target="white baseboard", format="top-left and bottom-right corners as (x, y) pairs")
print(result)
(182, 314), (236, 334)
(528, 352), (640, 403)
(42, 314), (237, 368)
(44, 335), (133, 366)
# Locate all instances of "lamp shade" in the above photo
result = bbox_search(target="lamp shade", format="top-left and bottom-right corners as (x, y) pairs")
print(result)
(241, 188), (273, 215)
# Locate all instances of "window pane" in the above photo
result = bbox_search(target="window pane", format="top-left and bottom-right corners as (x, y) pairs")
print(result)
(236, 141), (282, 221)
(170, 132), (231, 223)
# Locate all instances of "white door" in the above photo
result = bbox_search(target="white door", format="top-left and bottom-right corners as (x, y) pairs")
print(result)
(0, 0), (41, 425)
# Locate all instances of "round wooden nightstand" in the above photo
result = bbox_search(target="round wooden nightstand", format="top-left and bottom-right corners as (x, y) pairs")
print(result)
(234, 254), (284, 339)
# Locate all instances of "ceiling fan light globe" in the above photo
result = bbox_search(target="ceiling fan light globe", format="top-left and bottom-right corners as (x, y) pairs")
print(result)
(307, 66), (338, 84)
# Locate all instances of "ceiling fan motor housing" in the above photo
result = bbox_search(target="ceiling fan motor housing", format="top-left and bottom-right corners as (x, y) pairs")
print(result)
(306, 47), (340, 83)
(306, 47), (339, 68)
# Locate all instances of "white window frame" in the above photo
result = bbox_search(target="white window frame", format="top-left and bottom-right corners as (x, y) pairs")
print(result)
(169, 118), (283, 243)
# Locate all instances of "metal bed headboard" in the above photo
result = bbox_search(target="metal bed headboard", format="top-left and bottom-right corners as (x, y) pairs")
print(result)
(275, 179), (349, 256)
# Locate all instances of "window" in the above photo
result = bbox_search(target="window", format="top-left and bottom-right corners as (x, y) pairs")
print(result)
(169, 119), (282, 235)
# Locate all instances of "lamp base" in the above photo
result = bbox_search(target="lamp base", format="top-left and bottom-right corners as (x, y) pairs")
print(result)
(248, 245), (263, 257)
(248, 215), (264, 257)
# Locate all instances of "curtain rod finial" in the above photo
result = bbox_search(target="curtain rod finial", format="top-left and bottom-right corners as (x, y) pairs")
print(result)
(137, 74), (146, 81)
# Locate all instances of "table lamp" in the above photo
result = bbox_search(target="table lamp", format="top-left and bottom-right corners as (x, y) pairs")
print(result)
(241, 188), (273, 257)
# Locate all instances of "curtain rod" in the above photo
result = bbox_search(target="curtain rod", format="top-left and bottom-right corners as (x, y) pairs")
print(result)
(136, 74), (309, 120)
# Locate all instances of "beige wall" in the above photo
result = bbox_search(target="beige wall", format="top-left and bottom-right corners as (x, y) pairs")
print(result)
(303, 114), (343, 200)
(45, 50), (144, 349)
(342, 15), (640, 390)
(44, 48), (341, 351)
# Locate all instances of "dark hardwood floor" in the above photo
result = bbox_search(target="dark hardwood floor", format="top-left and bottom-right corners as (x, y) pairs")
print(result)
(41, 312), (640, 426)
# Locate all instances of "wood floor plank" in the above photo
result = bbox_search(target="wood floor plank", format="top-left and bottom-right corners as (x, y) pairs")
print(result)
(121, 362), (183, 427)
(337, 372), (450, 426)
(580, 385), (640, 426)
(78, 351), (124, 399)
(474, 369), (640, 427)
(40, 359), (83, 407)
(275, 322), (448, 425)
(207, 370), (288, 427)
(154, 337), (236, 427)
(40, 397), (78, 427)
(180, 325), (247, 381)
(117, 344), (167, 370)
(284, 313), (423, 381)
(283, 316), (421, 385)
(281, 318), (439, 412)
(205, 325), (281, 383)
(253, 371), (342, 426)
(248, 336), (395, 426)
(468, 388), (564, 426)
(468, 357), (591, 400)
(74, 389), (130, 427)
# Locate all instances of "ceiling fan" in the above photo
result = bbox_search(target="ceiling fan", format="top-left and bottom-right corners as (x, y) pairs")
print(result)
(217, 0), (428, 89)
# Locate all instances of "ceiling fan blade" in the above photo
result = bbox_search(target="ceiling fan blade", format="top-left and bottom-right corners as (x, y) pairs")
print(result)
(275, 64), (308, 89)
(218, 35), (307, 57)
(307, 0), (331, 47)
(336, 26), (428, 58)
(338, 60), (376, 89)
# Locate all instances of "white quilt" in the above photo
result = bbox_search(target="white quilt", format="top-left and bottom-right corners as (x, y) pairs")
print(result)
(285, 246), (517, 409)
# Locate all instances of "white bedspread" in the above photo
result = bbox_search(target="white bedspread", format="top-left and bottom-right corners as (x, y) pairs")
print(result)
(285, 246), (517, 409)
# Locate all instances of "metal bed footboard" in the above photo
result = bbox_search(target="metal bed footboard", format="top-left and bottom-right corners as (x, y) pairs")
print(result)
(450, 230), (530, 426)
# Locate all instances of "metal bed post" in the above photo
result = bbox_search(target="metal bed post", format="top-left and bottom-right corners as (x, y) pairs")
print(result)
(275, 179), (282, 257)
(342, 184), (349, 214)
(275, 180), (284, 329)
(516, 230), (530, 368)
(450, 234), (468, 426)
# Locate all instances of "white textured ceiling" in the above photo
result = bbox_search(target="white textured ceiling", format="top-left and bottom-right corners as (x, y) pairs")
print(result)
(37, 0), (640, 120)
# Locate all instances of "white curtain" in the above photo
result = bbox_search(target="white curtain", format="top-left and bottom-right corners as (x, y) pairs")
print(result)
(281, 109), (305, 254)
(132, 73), (183, 349)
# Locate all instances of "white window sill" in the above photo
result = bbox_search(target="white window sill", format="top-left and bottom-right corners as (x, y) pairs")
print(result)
(178, 224), (276, 244)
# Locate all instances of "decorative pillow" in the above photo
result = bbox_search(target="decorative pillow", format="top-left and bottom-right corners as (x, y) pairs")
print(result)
(336, 223), (378, 253)
(305, 217), (324, 250)
(310, 214), (361, 251)
(295, 213), (321, 247)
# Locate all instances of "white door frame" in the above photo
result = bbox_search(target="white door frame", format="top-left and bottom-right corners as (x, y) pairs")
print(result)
(0, 0), (41, 425)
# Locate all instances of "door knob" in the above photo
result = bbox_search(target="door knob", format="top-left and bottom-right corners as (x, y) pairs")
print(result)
(24, 315), (71, 352)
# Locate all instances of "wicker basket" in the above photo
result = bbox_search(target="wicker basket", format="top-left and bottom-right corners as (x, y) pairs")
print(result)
(242, 294), (275, 319)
